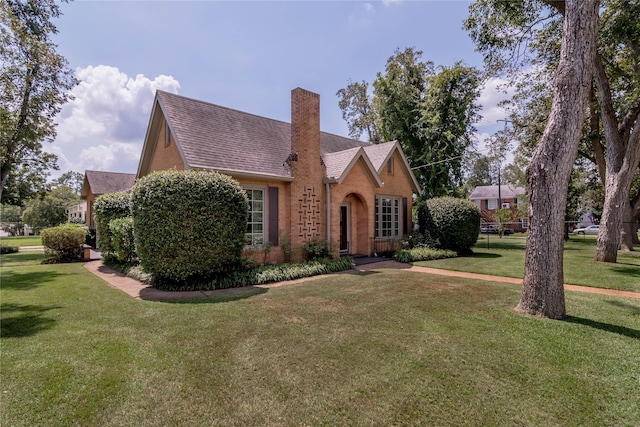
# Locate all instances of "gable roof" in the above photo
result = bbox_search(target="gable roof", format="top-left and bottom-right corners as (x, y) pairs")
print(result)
(469, 185), (525, 200)
(81, 170), (136, 199)
(323, 140), (421, 194)
(137, 91), (368, 180)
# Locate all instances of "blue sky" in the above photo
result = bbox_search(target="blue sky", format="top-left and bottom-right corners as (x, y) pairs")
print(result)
(47, 0), (511, 176)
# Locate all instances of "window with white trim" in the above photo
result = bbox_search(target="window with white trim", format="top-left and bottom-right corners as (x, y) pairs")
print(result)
(375, 195), (402, 237)
(488, 199), (498, 209)
(244, 188), (265, 246)
(387, 158), (394, 174)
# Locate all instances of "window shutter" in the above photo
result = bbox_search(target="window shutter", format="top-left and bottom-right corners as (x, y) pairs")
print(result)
(269, 187), (279, 245)
(402, 197), (408, 235)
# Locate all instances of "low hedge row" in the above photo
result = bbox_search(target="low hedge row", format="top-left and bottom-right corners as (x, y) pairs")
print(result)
(41, 224), (86, 262)
(394, 247), (457, 263)
(152, 257), (355, 291)
(0, 244), (19, 254)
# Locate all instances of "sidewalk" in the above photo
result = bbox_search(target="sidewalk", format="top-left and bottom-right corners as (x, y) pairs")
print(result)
(84, 259), (640, 301)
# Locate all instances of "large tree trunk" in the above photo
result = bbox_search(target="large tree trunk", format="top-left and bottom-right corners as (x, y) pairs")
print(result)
(517, 0), (600, 320)
(621, 186), (640, 249)
(593, 52), (640, 260)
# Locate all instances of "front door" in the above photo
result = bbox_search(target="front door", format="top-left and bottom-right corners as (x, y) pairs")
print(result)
(340, 204), (349, 254)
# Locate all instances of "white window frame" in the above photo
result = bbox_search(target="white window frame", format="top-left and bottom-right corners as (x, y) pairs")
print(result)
(488, 199), (498, 210)
(243, 186), (268, 246)
(502, 202), (510, 209)
(375, 195), (403, 238)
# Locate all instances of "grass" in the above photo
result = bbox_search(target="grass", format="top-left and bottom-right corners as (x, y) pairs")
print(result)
(1, 254), (639, 426)
(0, 235), (42, 247)
(416, 234), (640, 292)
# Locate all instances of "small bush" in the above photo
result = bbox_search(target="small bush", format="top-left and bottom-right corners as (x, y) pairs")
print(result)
(417, 197), (480, 254)
(94, 192), (132, 258)
(0, 244), (19, 254)
(302, 237), (331, 260)
(109, 217), (136, 263)
(40, 224), (86, 262)
(132, 170), (248, 283)
(394, 247), (457, 263)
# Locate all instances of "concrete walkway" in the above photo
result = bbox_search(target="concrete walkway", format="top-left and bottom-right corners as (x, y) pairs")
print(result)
(83, 259), (640, 301)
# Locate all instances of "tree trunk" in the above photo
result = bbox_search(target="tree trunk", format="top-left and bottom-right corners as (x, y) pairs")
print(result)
(621, 190), (640, 249)
(593, 52), (640, 261)
(517, 0), (600, 320)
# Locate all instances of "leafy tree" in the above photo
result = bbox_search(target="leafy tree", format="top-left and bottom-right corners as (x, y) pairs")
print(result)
(337, 48), (481, 198)
(466, 0), (640, 261)
(491, 208), (515, 238)
(467, 0), (600, 319)
(21, 185), (79, 231)
(336, 80), (380, 143)
(0, 0), (77, 199)
(52, 171), (84, 194)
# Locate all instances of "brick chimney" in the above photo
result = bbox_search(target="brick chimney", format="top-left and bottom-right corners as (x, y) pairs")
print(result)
(289, 88), (325, 248)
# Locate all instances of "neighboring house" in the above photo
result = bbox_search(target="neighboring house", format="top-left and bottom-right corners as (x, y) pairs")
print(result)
(469, 185), (527, 231)
(81, 170), (136, 229)
(65, 201), (87, 223)
(136, 88), (421, 262)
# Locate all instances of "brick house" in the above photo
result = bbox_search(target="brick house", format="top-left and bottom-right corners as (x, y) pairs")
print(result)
(469, 184), (527, 231)
(136, 88), (421, 262)
(81, 170), (136, 229)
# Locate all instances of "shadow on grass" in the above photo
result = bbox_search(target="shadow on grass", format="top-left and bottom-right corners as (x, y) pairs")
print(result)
(610, 265), (640, 278)
(0, 303), (60, 338)
(1, 270), (65, 291)
(564, 315), (639, 340)
(157, 286), (269, 305)
(606, 300), (640, 316)
(464, 252), (502, 259)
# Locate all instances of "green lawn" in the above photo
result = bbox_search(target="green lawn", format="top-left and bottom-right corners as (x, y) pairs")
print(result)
(0, 235), (42, 247)
(1, 255), (639, 426)
(416, 234), (640, 292)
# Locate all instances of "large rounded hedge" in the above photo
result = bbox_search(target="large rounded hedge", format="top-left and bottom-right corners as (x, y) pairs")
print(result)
(131, 170), (248, 283)
(418, 196), (480, 253)
(93, 191), (132, 256)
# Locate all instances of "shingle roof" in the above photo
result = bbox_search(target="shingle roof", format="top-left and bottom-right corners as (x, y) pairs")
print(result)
(156, 91), (368, 179)
(362, 141), (396, 172)
(82, 170), (136, 198)
(469, 185), (525, 200)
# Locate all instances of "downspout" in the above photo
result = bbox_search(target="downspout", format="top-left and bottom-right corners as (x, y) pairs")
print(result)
(325, 182), (331, 243)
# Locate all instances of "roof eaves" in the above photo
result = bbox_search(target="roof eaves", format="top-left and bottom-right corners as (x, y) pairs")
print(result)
(189, 165), (294, 182)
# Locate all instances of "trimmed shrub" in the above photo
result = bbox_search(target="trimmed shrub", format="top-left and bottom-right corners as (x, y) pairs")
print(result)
(131, 170), (248, 284)
(394, 247), (457, 263)
(93, 191), (132, 258)
(418, 197), (480, 253)
(109, 217), (136, 263)
(0, 244), (19, 254)
(40, 224), (86, 262)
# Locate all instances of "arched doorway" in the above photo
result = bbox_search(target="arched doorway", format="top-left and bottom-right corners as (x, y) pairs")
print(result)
(339, 193), (369, 256)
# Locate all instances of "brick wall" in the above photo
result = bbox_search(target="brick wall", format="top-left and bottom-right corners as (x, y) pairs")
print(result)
(149, 118), (185, 172)
(289, 88), (325, 255)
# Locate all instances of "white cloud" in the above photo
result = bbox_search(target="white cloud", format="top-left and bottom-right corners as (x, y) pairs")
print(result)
(364, 3), (375, 13)
(50, 65), (180, 176)
(382, 0), (402, 6)
(477, 77), (514, 126)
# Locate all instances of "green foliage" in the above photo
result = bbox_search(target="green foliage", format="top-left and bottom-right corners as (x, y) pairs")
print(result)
(0, 243), (19, 254)
(154, 257), (354, 291)
(21, 186), (80, 231)
(337, 48), (481, 197)
(109, 217), (136, 263)
(40, 224), (86, 262)
(52, 171), (84, 194)
(492, 208), (516, 236)
(418, 197), (480, 253)
(131, 170), (248, 283)
(302, 237), (332, 260)
(394, 247), (457, 263)
(0, 0), (77, 200)
(93, 191), (131, 257)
